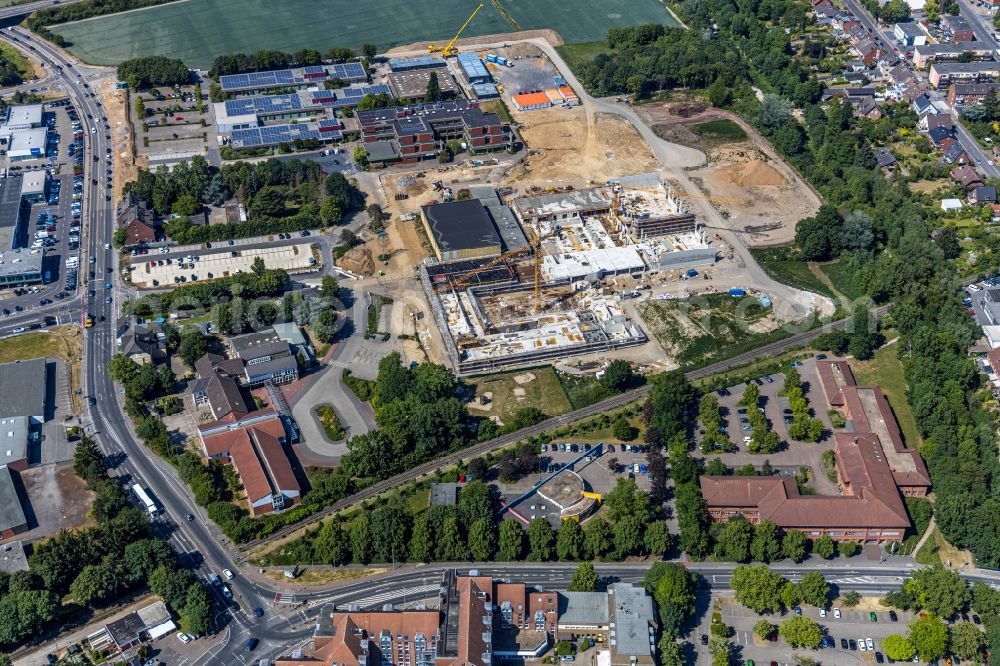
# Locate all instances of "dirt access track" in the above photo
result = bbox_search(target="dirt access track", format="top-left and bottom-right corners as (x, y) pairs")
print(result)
(634, 103), (821, 246)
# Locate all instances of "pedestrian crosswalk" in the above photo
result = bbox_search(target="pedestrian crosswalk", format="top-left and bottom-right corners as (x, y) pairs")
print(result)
(274, 592), (296, 604)
(351, 584), (438, 609)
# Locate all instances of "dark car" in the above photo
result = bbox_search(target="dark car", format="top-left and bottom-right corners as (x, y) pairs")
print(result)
(254, 607), (264, 617)
(888, 610), (898, 622)
(700, 635), (708, 646)
(186, 513), (194, 521)
(849, 640), (857, 650)
(840, 639), (849, 650)
(875, 653), (884, 664)
(246, 638), (259, 652)
(87, 396), (96, 406)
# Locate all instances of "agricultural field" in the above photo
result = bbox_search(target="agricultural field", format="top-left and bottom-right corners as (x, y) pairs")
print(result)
(51, 0), (674, 67)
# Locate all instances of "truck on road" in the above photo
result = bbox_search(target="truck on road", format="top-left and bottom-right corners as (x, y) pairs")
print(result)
(131, 483), (160, 516)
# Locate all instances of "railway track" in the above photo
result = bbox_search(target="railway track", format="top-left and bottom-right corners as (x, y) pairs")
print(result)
(242, 305), (888, 553)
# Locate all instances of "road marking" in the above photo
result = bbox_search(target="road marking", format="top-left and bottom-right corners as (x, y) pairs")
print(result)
(351, 584), (438, 608)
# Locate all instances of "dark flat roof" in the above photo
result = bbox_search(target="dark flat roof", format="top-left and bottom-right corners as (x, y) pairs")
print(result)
(0, 357), (46, 418)
(0, 467), (26, 533)
(420, 199), (501, 256)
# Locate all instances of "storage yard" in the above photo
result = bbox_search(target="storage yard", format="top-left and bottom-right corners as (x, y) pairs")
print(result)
(51, 0), (674, 67)
(129, 243), (316, 288)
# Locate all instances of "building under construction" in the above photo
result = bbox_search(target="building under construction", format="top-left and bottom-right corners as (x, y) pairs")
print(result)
(419, 173), (713, 373)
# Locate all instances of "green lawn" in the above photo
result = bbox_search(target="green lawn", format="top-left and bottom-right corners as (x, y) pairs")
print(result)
(749, 246), (837, 300)
(848, 339), (922, 451)
(555, 41), (614, 78)
(466, 366), (573, 424)
(0, 43), (33, 79)
(818, 260), (864, 301)
(691, 119), (747, 145)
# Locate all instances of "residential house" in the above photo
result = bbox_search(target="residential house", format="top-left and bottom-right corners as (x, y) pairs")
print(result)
(191, 353), (253, 421)
(971, 185), (998, 205)
(912, 94), (935, 116)
(941, 137), (970, 165)
(874, 147), (897, 173)
(116, 192), (158, 248)
(85, 600), (176, 657)
(852, 38), (880, 65)
(198, 409), (300, 516)
(814, 0), (838, 18)
(948, 82), (1000, 106)
(942, 14), (975, 43)
(922, 112), (954, 133)
(929, 125), (954, 147)
(117, 321), (167, 366)
(856, 95), (882, 119)
(929, 61), (1000, 88)
(991, 203), (1000, 222)
(951, 165), (984, 191)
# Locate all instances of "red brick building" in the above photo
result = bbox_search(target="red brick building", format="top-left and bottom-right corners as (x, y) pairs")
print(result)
(700, 359), (930, 542)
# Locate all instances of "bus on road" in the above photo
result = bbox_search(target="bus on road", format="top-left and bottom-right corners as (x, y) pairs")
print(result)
(131, 483), (160, 517)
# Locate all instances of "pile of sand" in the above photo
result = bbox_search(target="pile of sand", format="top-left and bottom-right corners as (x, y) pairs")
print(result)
(339, 247), (376, 276)
(719, 159), (787, 187)
(507, 42), (543, 58)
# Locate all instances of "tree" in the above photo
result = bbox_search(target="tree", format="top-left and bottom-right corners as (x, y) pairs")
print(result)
(841, 590), (861, 608)
(708, 634), (731, 666)
(647, 562), (697, 628)
(644, 521), (672, 558)
(182, 584), (213, 636)
(108, 354), (139, 384)
(780, 617), (823, 649)
(838, 540), (861, 558)
(584, 518), (613, 560)
(813, 535), (835, 559)
(172, 193), (198, 217)
(568, 562), (600, 592)
(951, 621), (984, 660)
(437, 515), (467, 561)
(123, 539), (175, 584)
(601, 360), (635, 392)
(177, 329), (208, 369)
(362, 43), (378, 59)
(612, 417), (637, 441)
(905, 563), (970, 619)
(0, 653), (12, 666)
(797, 572), (830, 608)
(750, 520), (782, 563)
(714, 516), (753, 562)
(658, 637), (684, 666)
(425, 72), (442, 102)
(409, 515), (434, 562)
(883, 634), (916, 662)
(909, 612), (949, 662)
(881, 0), (912, 22)
(759, 93), (793, 128)
(498, 519), (524, 561)
(754, 619), (776, 640)
(349, 515), (372, 564)
(527, 518), (555, 561)
(731, 565), (786, 614)
(707, 77), (731, 107)
(612, 514), (644, 560)
(70, 562), (118, 606)
(556, 520), (585, 561)
(782, 529), (808, 562)
(467, 518), (496, 561)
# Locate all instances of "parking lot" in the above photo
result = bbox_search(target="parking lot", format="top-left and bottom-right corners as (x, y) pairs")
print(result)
(696, 601), (927, 665)
(129, 242), (317, 287)
(133, 83), (213, 163)
(488, 47), (566, 100)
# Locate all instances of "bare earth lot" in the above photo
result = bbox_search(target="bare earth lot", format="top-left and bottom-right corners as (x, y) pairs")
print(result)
(635, 102), (821, 246)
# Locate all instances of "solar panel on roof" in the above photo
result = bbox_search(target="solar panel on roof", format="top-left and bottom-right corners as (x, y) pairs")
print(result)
(332, 62), (366, 80)
(303, 65), (326, 75)
(231, 123), (324, 148)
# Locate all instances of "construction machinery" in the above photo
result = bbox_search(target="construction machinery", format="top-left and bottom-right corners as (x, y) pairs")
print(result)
(429, 3), (484, 58)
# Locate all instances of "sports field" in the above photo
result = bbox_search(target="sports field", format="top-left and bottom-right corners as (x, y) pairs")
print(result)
(51, 0), (674, 67)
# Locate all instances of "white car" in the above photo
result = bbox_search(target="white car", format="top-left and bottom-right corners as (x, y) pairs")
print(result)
(178, 633), (192, 644)
(833, 608), (841, 619)
(859, 637), (867, 652)
(866, 638), (874, 651)
(819, 608), (827, 617)
(104, 243), (110, 250)
(223, 568), (234, 580)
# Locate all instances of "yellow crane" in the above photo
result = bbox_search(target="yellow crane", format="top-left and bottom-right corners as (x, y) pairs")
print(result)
(428, 3), (484, 57)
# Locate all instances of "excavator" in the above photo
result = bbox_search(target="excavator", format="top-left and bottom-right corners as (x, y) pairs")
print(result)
(428, 3), (484, 58)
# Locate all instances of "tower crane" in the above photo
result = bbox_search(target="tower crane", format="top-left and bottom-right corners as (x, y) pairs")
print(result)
(428, 3), (484, 58)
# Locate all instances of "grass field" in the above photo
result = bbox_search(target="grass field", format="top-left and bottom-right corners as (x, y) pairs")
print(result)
(849, 338), (923, 452)
(555, 41), (614, 76)
(750, 246), (838, 301)
(466, 366), (572, 424)
(691, 119), (747, 145)
(52, 0), (674, 67)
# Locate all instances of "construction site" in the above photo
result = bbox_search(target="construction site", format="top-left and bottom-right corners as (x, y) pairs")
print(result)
(419, 173), (717, 374)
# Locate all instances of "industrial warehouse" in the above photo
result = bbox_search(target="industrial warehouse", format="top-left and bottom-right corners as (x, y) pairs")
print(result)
(420, 173), (717, 374)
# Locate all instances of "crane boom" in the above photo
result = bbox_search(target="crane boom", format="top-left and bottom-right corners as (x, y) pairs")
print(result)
(429, 3), (484, 57)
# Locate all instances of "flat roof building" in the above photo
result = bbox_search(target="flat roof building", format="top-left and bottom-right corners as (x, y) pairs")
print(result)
(420, 199), (502, 262)
(20, 170), (47, 203)
(0, 174), (24, 251)
(6, 127), (48, 161)
(557, 583), (656, 665)
(929, 61), (1000, 88)
(215, 86), (392, 132)
(457, 52), (492, 85)
(4, 104), (42, 130)
(0, 467), (27, 540)
(219, 63), (368, 95)
(0, 358), (46, 422)
(0, 416), (29, 472)
(0, 249), (43, 287)
(388, 69), (460, 100)
(388, 55), (447, 72)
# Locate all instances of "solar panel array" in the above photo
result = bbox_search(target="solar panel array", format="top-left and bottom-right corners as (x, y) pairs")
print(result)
(230, 123), (323, 148)
(225, 94), (304, 117)
(331, 84), (392, 108)
(219, 62), (366, 92)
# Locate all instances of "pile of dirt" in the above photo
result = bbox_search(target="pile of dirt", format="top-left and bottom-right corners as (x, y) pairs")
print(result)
(506, 42), (543, 58)
(718, 159), (787, 187)
(339, 247), (375, 276)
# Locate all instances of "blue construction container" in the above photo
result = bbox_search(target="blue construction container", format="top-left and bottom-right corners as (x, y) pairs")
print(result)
(758, 293), (772, 308)
(728, 288), (746, 297)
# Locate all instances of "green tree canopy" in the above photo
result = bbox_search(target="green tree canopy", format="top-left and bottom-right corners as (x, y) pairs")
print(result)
(568, 562), (600, 592)
(731, 565), (786, 614)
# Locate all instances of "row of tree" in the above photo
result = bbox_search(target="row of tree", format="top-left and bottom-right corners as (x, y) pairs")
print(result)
(208, 46), (375, 78)
(117, 55), (191, 89)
